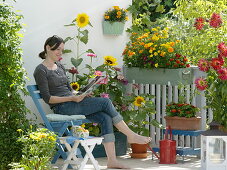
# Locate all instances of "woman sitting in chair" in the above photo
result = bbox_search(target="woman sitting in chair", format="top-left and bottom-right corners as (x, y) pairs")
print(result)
(34, 35), (151, 169)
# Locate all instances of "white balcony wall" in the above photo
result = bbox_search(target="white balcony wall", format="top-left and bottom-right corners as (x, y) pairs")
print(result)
(10, 0), (132, 124)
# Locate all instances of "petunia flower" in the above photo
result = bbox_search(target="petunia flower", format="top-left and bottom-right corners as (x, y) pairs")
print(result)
(195, 77), (208, 91)
(94, 71), (102, 76)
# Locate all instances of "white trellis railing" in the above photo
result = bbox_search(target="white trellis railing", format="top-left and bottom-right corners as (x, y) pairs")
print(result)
(124, 67), (213, 147)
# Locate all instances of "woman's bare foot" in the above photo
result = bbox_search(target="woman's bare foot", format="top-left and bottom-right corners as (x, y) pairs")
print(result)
(107, 160), (130, 169)
(127, 133), (151, 144)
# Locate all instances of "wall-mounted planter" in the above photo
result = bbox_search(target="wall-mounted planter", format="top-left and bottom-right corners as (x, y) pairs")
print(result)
(123, 66), (198, 85)
(102, 21), (125, 35)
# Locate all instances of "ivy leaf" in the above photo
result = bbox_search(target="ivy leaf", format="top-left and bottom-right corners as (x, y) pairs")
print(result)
(71, 58), (83, 67)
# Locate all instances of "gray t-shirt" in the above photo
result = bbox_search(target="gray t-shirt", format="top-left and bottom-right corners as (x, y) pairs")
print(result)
(33, 62), (73, 108)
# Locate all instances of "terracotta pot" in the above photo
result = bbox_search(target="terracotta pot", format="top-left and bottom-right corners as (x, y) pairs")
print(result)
(130, 143), (148, 158)
(164, 116), (201, 130)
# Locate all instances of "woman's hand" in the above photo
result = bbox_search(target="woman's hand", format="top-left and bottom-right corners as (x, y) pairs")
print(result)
(71, 94), (87, 102)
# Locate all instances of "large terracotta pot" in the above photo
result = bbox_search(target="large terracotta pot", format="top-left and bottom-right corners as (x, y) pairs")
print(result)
(164, 116), (201, 130)
(130, 143), (148, 159)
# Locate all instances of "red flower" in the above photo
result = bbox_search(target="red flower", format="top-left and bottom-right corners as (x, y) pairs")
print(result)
(68, 67), (78, 74)
(186, 64), (190, 67)
(217, 42), (227, 58)
(209, 13), (222, 28)
(198, 59), (210, 72)
(217, 68), (227, 80)
(194, 17), (204, 30)
(195, 77), (208, 91)
(176, 60), (181, 64)
(171, 109), (177, 113)
(210, 58), (224, 70)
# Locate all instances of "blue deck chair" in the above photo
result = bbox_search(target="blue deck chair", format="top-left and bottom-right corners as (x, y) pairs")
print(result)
(27, 85), (90, 166)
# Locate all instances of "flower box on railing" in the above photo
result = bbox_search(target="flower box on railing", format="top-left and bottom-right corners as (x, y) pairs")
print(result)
(123, 66), (198, 85)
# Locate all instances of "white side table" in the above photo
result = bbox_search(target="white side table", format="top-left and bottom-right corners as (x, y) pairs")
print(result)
(59, 136), (103, 170)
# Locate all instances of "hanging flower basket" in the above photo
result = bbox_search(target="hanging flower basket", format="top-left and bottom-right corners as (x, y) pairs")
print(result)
(164, 116), (201, 130)
(102, 21), (125, 35)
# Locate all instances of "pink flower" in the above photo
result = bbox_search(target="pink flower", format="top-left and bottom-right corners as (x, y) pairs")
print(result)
(217, 68), (227, 80)
(198, 59), (210, 72)
(209, 13), (222, 28)
(68, 67), (78, 74)
(97, 77), (108, 84)
(195, 77), (208, 91)
(92, 123), (98, 126)
(94, 71), (102, 76)
(100, 93), (109, 98)
(87, 53), (97, 58)
(194, 17), (204, 30)
(218, 42), (227, 58)
(210, 58), (224, 70)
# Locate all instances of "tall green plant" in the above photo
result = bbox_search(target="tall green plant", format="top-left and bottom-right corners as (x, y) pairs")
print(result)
(171, 0), (227, 65)
(0, 3), (30, 169)
(127, 0), (176, 33)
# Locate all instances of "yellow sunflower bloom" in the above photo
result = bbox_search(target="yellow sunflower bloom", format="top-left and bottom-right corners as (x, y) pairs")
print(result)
(133, 96), (145, 107)
(70, 82), (80, 91)
(104, 56), (118, 66)
(76, 13), (89, 28)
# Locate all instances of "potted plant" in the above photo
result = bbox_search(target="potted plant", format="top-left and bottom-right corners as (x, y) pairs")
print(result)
(195, 42), (227, 130)
(122, 27), (193, 85)
(103, 6), (128, 35)
(121, 91), (162, 158)
(165, 103), (201, 130)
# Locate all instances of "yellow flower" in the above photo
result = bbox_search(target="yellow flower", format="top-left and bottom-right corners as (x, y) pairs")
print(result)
(113, 6), (120, 10)
(104, 15), (110, 19)
(117, 11), (122, 15)
(154, 52), (158, 56)
(133, 96), (145, 107)
(30, 134), (41, 140)
(104, 56), (118, 66)
(125, 16), (129, 21)
(152, 36), (159, 41)
(48, 136), (56, 141)
(116, 15), (121, 18)
(70, 82), (80, 91)
(168, 47), (174, 53)
(155, 63), (159, 67)
(76, 13), (89, 28)
(81, 124), (86, 128)
(152, 28), (158, 32)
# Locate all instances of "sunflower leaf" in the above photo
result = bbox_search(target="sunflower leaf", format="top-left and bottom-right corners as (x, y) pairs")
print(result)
(71, 58), (83, 67)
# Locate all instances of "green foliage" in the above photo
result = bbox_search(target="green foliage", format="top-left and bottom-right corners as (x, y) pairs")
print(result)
(0, 3), (30, 169)
(121, 93), (163, 136)
(127, 0), (176, 33)
(171, 0), (227, 65)
(9, 128), (57, 170)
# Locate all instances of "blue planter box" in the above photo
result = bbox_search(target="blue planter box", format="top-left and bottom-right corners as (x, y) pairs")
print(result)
(78, 132), (127, 158)
(123, 66), (197, 85)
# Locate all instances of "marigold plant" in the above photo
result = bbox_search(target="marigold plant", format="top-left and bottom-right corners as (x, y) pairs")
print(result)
(104, 6), (128, 23)
(123, 27), (191, 69)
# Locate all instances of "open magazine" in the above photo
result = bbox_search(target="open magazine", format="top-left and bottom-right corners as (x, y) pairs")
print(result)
(76, 76), (104, 95)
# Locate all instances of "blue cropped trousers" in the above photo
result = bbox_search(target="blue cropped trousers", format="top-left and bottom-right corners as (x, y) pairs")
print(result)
(52, 97), (123, 143)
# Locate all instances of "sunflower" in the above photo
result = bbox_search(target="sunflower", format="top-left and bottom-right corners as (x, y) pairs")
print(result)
(133, 96), (145, 107)
(70, 82), (80, 91)
(104, 56), (118, 66)
(76, 13), (89, 28)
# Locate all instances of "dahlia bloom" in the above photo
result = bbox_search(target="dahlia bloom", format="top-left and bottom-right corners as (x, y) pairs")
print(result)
(217, 68), (227, 80)
(209, 13), (222, 28)
(198, 59), (210, 72)
(195, 77), (208, 91)
(194, 17), (205, 30)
